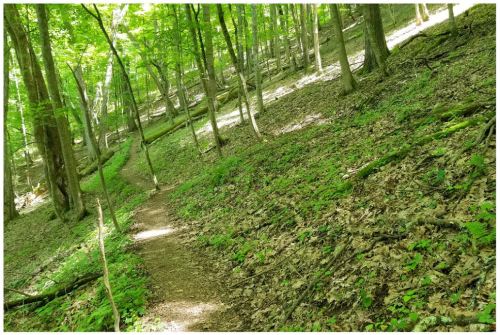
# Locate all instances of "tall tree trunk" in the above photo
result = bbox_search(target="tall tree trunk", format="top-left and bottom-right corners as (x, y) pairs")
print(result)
(217, 4), (262, 140)
(420, 4), (430, 22)
(362, 4), (389, 75)
(121, 71), (137, 133)
(312, 4), (322, 72)
(69, 64), (120, 232)
(6, 4), (70, 220)
(280, 4), (294, 72)
(201, 4), (224, 156)
(415, 4), (423, 26)
(36, 4), (87, 220)
(234, 5), (246, 123)
(185, 4), (223, 157)
(172, 4), (200, 152)
(98, 5), (128, 150)
(299, 4), (309, 70)
(290, 4), (303, 56)
(270, 5), (281, 72)
(4, 32), (19, 222)
(12, 60), (34, 171)
(251, 5), (265, 116)
(82, 4), (159, 190)
(242, 6), (252, 75)
(331, 4), (357, 94)
(448, 4), (457, 36)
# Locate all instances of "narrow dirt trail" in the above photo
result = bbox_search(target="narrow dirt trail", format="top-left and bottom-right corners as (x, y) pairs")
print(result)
(120, 137), (240, 331)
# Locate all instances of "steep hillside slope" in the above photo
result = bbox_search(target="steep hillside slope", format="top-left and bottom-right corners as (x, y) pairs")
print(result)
(130, 5), (496, 331)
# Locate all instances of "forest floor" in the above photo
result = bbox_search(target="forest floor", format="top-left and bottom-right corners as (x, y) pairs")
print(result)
(120, 138), (241, 331)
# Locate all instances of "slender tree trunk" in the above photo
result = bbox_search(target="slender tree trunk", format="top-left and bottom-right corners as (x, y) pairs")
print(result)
(6, 4), (70, 220)
(4, 33), (19, 222)
(448, 4), (457, 36)
(270, 5), (281, 72)
(12, 63), (34, 171)
(82, 4), (159, 190)
(280, 4), (293, 72)
(331, 4), (357, 94)
(235, 5), (246, 123)
(299, 4), (309, 70)
(242, 6), (252, 75)
(185, 4), (223, 157)
(69, 64), (120, 232)
(420, 4), (430, 22)
(96, 198), (121, 332)
(98, 5), (128, 150)
(172, 4), (200, 152)
(251, 5), (265, 116)
(415, 4), (423, 26)
(202, 5), (224, 156)
(312, 4), (322, 72)
(217, 4), (262, 140)
(329, 4), (336, 26)
(291, 4), (303, 55)
(36, 4), (87, 220)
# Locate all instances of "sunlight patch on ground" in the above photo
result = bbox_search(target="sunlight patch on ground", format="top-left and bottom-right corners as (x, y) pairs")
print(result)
(195, 4), (475, 139)
(273, 113), (330, 136)
(138, 301), (221, 332)
(133, 227), (175, 241)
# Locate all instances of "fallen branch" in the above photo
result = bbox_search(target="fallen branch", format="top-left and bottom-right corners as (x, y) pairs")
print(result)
(96, 199), (120, 332)
(451, 114), (495, 163)
(4, 272), (102, 310)
(281, 240), (349, 324)
(355, 113), (491, 180)
(399, 32), (428, 49)
(4, 287), (33, 298)
(78, 149), (116, 177)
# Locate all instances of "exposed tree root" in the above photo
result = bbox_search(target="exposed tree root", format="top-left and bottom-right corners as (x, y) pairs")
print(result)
(450, 114), (495, 163)
(4, 272), (102, 310)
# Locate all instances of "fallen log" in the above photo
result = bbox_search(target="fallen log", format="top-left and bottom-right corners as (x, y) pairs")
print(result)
(78, 150), (116, 178)
(4, 272), (102, 310)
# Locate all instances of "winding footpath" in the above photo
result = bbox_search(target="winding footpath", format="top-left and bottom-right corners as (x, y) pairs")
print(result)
(120, 138), (240, 331)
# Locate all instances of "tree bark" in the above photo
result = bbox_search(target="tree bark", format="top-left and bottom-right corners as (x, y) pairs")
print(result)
(362, 4), (389, 75)
(448, 4), (457, 36)
(172, 4), (200, 152)
(3, 32), (19, 222)
(217, 4), (262, 140)
(280, 5), (294, 71)
(68, 64), (120, 232)
(96, 198), (120, 332)
(312, 4), (322, 72)
(36, 4), (87, 220)
(415, 4), (423, 26)
(98, 5), (128, 149)
(299, 4), (309, 70)
(251, 5), (265, 116)
(331, 4), (357, 94)
(6, 4), (70, 220)
(185, 4), (223, 157)
(270, 5), (281, 72)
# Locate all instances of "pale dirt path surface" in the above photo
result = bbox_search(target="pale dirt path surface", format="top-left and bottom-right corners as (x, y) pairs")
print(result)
(120, 137), (242, 331)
